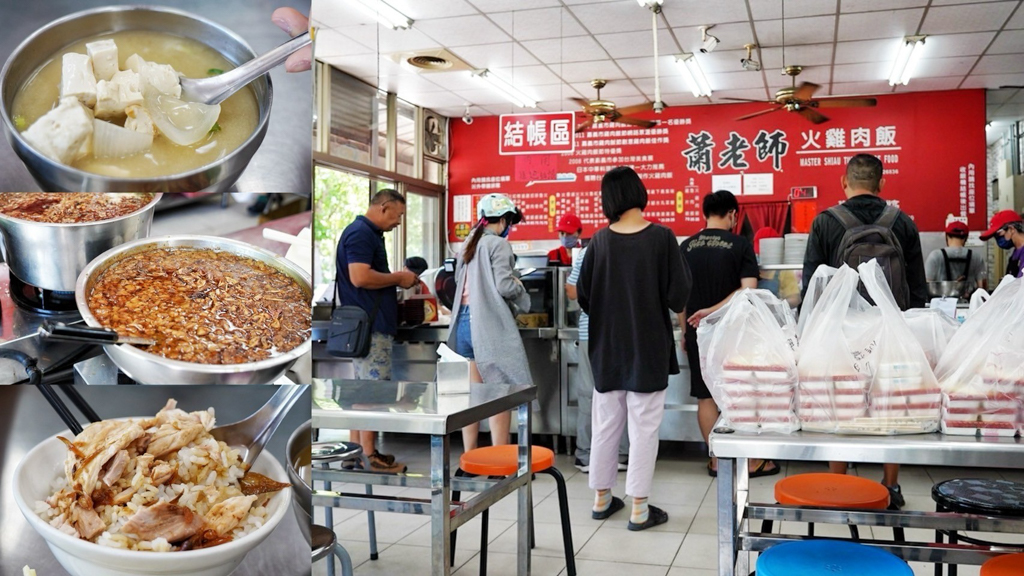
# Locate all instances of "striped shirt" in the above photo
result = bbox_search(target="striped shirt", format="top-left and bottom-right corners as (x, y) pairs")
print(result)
(566, 246), (588, 341)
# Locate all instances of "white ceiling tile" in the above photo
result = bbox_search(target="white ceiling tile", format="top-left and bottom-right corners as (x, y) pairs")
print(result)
(520, 36), (608, 64)
(561, 0), (621, 4)
(683, 50), (748, 74)
(754, 16), (839, 46)
(961, 73), (1024, 89)
(448, 43), (539, 70)
(433, 106), (467, 117)
(749, 0), (838, 20)
(453, 86), (536, 106)
(842, 0), (926, 10)
(323, 53), (405, 78)
(973, 54), (1024, 74)
(891, 76), (963, 92)
(594, 29), (677, 59)
(468, 0), (562, 10)
(569, 2), (667, 35)
(1007, 6), (1024, 29)
(569, 80), (641, 99)
(415, 15), (511, 47)
(710, 70), (772, 90)
(490, 65), (563, 86)
(989, 29), (1024, 54)
(341, 25), (442, 53)
(834, 39), (901, 64)
(612, 55), (677, 79)
(660, 0), (752, 27)
(387, 0), (478, 20)
(1007, 89), (1024, 102)
(421, 70), (491, 91)
(931, 0), (1014, 4)
(662, 93), (714, 107)
(986, 88), (1018, 103)
(398, 91), (473, 109)
(760, 43), (835, 69)
(712, 88), (773, 102)
(920, 32), (997, 58)
(827, 81), (894, 96)
(921, 2), (1018, 34)
(830, 61), (892, 82)
(492, 8), (588, 41)
(559, 60), (628, 83)
(766, 66), (831, 90)
(482, 103), (519, 115)
(314, 29), (375, 58)
(671, 22), (755, 53)
(912, 56), (978, 78)
(837, 9), (925, 41)
(633, 74), (698, 97)
(374, 74), (448, 94)
(311, 0), (375, 29)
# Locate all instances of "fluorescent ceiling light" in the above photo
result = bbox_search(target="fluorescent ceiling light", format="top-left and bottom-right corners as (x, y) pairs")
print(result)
(636, 0), (664, 8)
(675, 53), (712, 97)
(352, 0), (414, 30)
(472, 69), (537, 108)
(888, 35), (926, 86)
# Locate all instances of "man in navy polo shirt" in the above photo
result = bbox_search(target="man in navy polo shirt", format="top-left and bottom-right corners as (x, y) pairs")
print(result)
(337, 188), (419, 473)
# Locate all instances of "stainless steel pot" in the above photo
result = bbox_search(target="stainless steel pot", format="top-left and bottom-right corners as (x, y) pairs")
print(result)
(287, 420), (313, 546)
(0, 193), (161, 291)
(75, 235), (312, 384)
(0, 6), (271, 192)
(927, 280), (969, 298)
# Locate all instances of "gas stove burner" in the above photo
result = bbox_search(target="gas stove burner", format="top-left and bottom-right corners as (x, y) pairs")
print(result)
(9, 273), (79, 315)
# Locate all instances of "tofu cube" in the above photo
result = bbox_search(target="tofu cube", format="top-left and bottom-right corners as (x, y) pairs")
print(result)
(95, 70), (144, 118)
(60, 53), (97, 107)
(86, 39), (118, 81)
(124, 104), (155, 136)
(21, 97), (94, 165)
(125, 53), (181, 98)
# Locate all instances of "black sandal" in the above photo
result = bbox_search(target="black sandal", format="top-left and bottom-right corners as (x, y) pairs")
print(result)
(627, 505), (669, 531)
(592, 496), (625, 520)
(749, 459), (781, 479)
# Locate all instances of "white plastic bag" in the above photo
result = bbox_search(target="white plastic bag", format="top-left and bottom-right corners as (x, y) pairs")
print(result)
(698, 289), (799, 433)
(797, 264), (838, 340)
(934, 277), (1024, 437)
(903, 308), (959, 369)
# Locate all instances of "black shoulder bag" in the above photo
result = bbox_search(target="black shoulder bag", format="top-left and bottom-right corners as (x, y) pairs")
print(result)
(327, 288), (383, 358)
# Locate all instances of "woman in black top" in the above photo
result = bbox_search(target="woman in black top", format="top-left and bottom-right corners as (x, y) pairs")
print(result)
(578, 166), (691, 531)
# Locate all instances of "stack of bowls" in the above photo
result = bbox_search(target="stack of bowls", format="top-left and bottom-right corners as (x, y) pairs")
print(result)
(784, 233), (809, 265)
(759, 238), (784, 266)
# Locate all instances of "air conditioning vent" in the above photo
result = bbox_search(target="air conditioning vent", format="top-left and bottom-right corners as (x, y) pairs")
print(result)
(388, 48), (473, 73)
(408, 55), (452, 70)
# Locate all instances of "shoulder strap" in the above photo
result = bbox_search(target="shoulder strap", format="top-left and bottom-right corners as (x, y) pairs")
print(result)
(875, 205), (900, 229)
(367, 291), (384, 326)
(827, 204), (862, 231)
(941, 249), (952, 281)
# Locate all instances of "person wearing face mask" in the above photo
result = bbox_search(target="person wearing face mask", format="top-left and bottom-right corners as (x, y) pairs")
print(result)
(979, 209), (1024, 278)
(446, 193), (533, 451)
(548, 213), (584, 266)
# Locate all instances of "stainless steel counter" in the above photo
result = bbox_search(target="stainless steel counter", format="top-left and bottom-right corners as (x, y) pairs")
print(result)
(0, 385), (311, 576)
(0, 0), (311, 194)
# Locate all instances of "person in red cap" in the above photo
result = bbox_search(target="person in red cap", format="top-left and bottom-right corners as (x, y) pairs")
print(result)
(548, 212), (583, 266)
(925, 220), (986, 289)
(979, 209), (1024, 278)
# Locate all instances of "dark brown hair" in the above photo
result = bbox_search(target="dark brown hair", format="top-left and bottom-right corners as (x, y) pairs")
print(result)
(462, 215), (508, 264)
(370, 188), (405, 205)
(601, 166), (647, 222)
(846, 154), (884, 193)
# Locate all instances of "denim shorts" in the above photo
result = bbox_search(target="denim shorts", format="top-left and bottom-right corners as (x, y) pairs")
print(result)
(454, 305), (475, 359)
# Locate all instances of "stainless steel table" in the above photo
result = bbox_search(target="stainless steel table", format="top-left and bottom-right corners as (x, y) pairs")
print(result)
(311, 379), (537, 576)
(711, 428), (1024, 576)
(0, 0), (311, 194)
(0, 384), (311, 575)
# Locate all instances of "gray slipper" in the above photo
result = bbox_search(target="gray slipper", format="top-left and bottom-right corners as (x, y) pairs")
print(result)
(592, 496), (625, 520)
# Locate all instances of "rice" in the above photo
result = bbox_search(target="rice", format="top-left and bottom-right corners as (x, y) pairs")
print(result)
(36, 400), (286, 552)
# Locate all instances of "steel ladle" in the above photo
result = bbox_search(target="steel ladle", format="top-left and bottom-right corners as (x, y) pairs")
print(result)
(210, 384), (306, 470)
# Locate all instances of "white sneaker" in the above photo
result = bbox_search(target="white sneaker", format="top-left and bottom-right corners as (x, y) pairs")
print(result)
(617, 461), (628, 471)
(574, 458), (590, 473)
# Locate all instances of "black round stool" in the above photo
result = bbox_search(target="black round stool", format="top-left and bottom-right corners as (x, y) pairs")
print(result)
(932, 478), (1024, 576)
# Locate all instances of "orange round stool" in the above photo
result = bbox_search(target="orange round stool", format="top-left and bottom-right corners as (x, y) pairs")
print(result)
(762, 473), (902, 541)
(451, 445), (575, 576)
(981, 553), (1024, 575)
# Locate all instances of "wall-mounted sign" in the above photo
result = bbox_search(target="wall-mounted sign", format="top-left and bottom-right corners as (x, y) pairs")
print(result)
(790, 186), (817, 199)
(498, 112), (575, 155)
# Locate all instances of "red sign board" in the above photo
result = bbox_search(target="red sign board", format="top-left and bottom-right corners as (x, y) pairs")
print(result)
(498, 112), (575, 155)
(449, 90), (987, 241)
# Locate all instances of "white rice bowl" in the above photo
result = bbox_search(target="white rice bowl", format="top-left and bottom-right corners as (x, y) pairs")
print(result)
(14, 422), (290, 576)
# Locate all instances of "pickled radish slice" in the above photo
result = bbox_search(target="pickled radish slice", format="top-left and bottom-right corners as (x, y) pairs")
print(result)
(144, 91), (221, 146)
(92, 119), (152, 158)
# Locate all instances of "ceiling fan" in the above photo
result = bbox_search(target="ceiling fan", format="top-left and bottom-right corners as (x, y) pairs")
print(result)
(723, 65), (877, 124)
(571, 79), (658, 133)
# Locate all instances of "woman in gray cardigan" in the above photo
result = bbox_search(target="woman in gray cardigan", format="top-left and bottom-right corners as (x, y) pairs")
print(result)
(446, 193), (533, 450)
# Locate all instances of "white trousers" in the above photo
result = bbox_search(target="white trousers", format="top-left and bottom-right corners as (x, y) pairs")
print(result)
(588, 388), (666, 498)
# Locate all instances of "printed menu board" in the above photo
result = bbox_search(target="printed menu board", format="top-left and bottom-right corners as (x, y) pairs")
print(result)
(447, 89), (986, 241)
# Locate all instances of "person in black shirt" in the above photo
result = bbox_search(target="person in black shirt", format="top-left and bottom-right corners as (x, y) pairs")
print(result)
(578, 166), (691, 531)
(800, 153), (926, 508)
(680, 191), (777, 477)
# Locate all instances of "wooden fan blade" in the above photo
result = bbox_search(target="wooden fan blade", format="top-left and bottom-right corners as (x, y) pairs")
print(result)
(575, 118), (594, 133)
(735, 107), (783, 121)
(815, 97), (877, 108)
(793, 82), (821, 101)
(616, 102), (655, 116)
(797, 107), (829, 124)
(720, 97), (774, 103)
(613, 115), (657, 129)
(570, 97), (593, 109)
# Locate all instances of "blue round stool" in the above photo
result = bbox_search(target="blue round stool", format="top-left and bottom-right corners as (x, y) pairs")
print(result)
(757, 540), (912, 576)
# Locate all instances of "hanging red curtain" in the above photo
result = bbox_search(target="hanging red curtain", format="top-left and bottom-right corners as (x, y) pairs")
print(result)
(735, 201), (789, 235)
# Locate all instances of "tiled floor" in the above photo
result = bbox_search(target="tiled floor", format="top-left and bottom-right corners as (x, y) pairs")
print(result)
(312, 433), (1022, 576)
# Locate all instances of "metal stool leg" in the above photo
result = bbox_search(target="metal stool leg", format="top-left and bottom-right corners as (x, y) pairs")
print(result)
(361, 454), (379, 561)
(541, 467), (577, 576)
(451, 468), (466, 567)
(478, 508), (489, 576)
(333, 542), (355, 576)
(321, 462), (336, 576)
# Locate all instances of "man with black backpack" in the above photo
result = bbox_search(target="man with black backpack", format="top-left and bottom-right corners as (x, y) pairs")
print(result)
(801, 153), (928, 509)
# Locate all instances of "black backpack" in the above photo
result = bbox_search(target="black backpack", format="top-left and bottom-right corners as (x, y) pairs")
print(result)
(828, 204), (910, 310)
(940, 249), (973, 282)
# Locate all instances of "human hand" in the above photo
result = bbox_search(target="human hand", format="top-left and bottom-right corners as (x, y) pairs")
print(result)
(395, 271), (419, 289)
(272, 7), (312, 72)
(687, 308), (710, 329)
